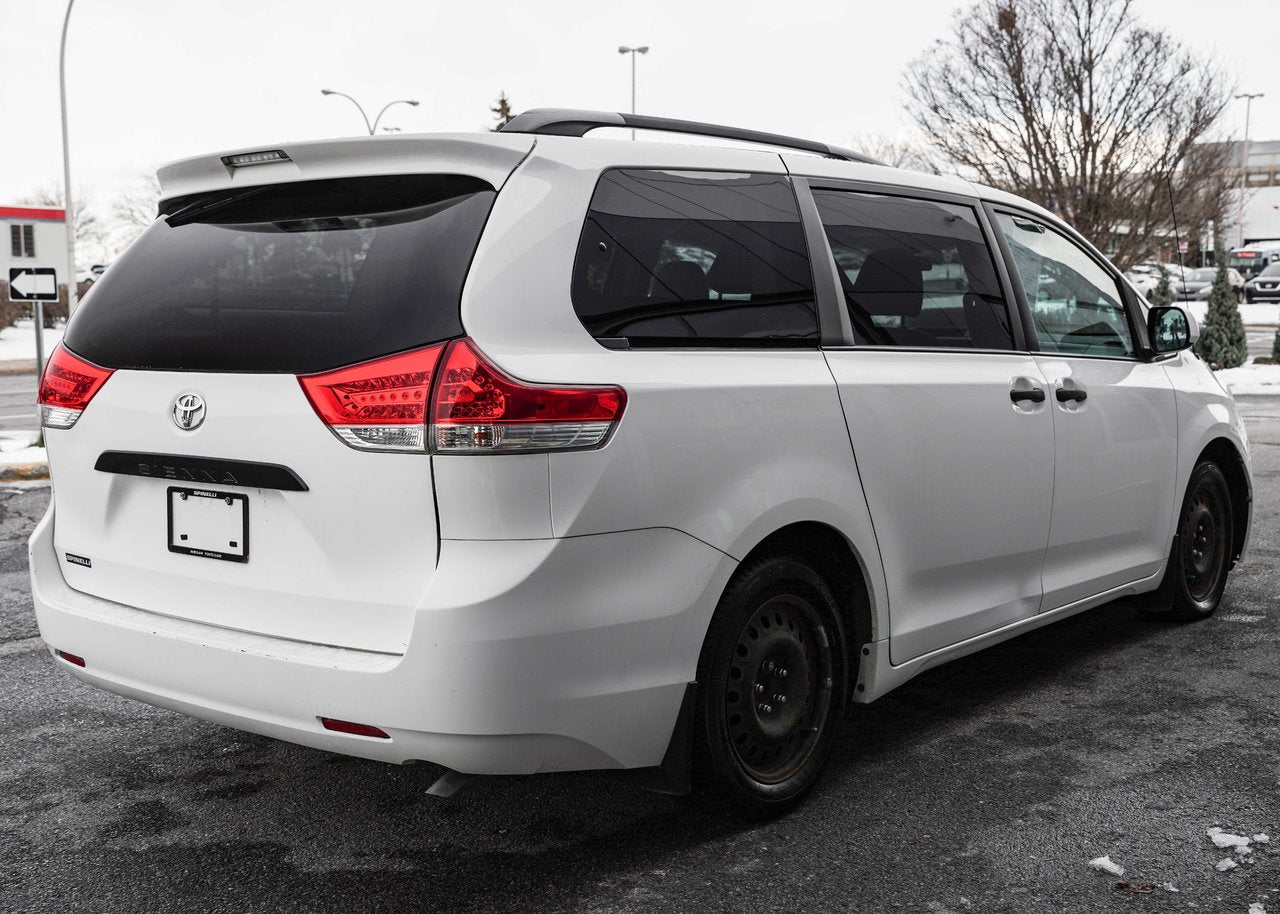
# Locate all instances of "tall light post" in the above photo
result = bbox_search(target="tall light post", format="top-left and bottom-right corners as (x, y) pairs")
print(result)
(60, 0), (77, 315)
(618, 45), (649, 139)
(320, 90), (420, 136)
(1235, 92), (1264, 249)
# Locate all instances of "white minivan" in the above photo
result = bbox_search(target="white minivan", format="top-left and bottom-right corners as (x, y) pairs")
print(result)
(31, 110), (1253, 815)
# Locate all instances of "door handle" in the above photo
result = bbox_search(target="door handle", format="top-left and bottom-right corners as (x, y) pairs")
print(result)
(1010, 388), (1046, 403)
(1055, 388), (1087, 403)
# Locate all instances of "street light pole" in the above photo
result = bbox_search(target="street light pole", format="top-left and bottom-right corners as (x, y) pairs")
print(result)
(59, 0), (77, 316)
(617, 45), (649, 139)
(1235, 92), (1264, 249)
(320, 90), (419, 136)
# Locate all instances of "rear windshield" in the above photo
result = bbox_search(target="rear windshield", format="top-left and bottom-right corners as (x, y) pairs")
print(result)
(65, 174), (495, 373)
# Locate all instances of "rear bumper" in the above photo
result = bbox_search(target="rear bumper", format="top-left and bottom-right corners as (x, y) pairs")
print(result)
(30, 505), (732, 774)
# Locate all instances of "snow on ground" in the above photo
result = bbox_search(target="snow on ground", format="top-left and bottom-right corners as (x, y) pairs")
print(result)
(1185, 302), (1280, 326)
(1216, 363), (1280, 396)
(1088, 855), (1125, 876)
(0, 320), (63, 365)
(0, 431), (44, 467)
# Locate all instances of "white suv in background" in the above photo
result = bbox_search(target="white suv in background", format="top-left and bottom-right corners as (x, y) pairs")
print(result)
(31, 110), (1253, 815)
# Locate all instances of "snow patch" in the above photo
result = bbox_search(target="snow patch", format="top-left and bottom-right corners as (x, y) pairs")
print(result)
(1216, 858), (1239, 872)
(1215, 362), (1280, 396)
(1089, 855), (1125, 876)
(1248, 903), (1267, 914)
(0, 320), (63, 365)
(1185, 302), (1280, 326)
(1210, 830), (1253, 850)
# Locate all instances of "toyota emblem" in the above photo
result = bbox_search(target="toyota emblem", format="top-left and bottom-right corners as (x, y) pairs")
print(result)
(172, 393), (206, 431)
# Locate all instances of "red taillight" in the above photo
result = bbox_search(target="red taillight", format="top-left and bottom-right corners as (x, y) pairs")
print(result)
(320, 717), (390, 739)
(431, 339), (625, 452)
(38, 343), (113, 430)
(55, 649), (86, 667)
(298, 345), (444, 452)
(298, 339), (626, 454)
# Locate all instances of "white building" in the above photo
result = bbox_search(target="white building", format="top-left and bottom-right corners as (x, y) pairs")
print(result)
(1222, 139), (1280, 246)
(1, 205), (72, 301)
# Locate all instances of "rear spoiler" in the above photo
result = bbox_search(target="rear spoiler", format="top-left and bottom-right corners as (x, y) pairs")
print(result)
(156, 133), (535, 211)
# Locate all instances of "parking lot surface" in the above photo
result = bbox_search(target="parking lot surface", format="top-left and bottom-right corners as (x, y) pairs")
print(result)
(1, 399), (1277, 914)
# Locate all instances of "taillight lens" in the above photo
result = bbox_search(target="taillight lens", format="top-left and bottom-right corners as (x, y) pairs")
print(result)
(298, 345), (444, 452)
(432, 339), (625, 452)
(298, 339), (626, 454)
(38, 343), (114, 430)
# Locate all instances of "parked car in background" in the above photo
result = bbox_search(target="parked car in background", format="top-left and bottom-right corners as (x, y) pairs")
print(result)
(1124, 262), (1184, 297)
(30, 110), (1255, 816)
(1173, 267), (1244, 303)
(1244, 262), (1280, 303)
(75, 264), (107, 285)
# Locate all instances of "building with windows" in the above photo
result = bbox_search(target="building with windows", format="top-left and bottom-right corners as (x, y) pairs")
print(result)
(0, 205), (71, 302)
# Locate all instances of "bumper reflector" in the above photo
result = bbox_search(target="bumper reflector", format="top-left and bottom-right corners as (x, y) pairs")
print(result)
(320, 717), (390, 739)
(55, 650), (86, 667)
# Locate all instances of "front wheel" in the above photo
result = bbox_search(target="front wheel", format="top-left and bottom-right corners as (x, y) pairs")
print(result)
(1166, 462), (1234, 621)
(692, 556), (849, 817)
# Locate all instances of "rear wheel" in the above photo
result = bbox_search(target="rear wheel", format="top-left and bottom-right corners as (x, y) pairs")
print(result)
(1144, 462), (1234, 622)
(692, 556), (848, 817)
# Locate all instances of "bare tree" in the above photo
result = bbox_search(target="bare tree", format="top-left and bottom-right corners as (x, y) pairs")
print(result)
(850, 134), (942, 174)
(109, 172), (163, 255)
(19, 182), (106, 265)
(904, 0), (1232, 267)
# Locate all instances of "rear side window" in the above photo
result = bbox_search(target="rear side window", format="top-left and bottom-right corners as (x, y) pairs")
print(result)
(812, 190), (1014, 349)
(571, 170), (817, 347)
(64, 175), (495, 373)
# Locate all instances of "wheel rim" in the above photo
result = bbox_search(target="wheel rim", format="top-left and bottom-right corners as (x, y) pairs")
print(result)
(1182, 483), (1228, 602)
(723, 593), (833, 784)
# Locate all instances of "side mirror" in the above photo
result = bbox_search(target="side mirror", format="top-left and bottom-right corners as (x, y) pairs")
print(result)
(1148, 306), (1193, 354)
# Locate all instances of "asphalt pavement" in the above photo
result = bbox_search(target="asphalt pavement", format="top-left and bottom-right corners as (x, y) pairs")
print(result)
(0, 375), (38, 435)
(0, 402), (1277, 914)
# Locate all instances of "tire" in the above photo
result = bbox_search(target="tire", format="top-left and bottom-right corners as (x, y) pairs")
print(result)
(692, 556), (849, 817)
(1146, 462), (1234, 622)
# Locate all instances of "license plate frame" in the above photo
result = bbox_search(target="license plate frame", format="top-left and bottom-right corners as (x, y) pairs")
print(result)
(167, 486), (249, 563)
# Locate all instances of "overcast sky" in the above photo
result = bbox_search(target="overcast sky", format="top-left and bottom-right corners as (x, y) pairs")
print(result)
(2, 0), (1276, 210)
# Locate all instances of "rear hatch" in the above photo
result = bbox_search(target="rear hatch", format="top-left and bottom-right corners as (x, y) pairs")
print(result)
(42, 148), (526, 655)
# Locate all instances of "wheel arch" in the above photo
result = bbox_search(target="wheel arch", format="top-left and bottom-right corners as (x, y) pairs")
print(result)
(735, 522), (878, 663)
(1195, 437), (1252, 566)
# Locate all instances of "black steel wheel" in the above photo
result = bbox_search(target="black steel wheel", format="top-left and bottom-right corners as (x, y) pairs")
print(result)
(1166, 462), (1234, 621)
(693, 556), (848, 816)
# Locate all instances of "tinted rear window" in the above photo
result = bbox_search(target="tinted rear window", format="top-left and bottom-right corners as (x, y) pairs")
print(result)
(65, 175), (495, 373)
(571, 170), (817, 348)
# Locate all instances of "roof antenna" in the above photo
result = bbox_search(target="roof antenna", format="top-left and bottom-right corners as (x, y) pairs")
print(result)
(1167, 175), (1186, 280)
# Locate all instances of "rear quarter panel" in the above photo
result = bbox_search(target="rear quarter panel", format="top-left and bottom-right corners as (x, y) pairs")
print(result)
(455, 139), (891, 644)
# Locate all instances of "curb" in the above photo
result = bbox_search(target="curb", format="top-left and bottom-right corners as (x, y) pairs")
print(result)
(0, 463), (49, 482)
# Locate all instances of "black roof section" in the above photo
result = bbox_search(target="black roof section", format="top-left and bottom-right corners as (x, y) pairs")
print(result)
(500, 108), (883, 165)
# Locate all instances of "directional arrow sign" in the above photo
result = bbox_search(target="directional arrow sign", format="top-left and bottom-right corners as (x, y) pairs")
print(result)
(8, 267), (58, 302)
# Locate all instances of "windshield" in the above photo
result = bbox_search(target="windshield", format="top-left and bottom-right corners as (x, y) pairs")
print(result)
(65, 174), (495, 373)
(1189, 269), (1216, 282)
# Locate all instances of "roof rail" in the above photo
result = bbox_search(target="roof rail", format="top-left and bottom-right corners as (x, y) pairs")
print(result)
(500, 108), (883, 165)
